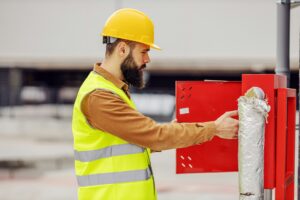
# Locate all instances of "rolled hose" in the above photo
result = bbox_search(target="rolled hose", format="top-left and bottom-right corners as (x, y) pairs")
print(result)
(238, 87), (270, 200)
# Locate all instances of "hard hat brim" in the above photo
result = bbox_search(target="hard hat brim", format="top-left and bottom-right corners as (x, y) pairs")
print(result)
(150, 44), (161, 50)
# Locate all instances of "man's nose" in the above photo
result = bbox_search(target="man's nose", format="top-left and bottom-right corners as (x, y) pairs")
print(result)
(144, 53), (151, 63)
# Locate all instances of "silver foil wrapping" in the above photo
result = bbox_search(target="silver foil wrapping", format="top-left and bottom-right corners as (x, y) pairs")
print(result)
(238, 87), (270, 200)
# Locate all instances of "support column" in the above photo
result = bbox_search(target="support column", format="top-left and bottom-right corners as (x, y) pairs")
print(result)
(276, 0), (291, 87)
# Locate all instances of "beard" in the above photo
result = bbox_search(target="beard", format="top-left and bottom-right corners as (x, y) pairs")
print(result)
(121, 53), (146, 89)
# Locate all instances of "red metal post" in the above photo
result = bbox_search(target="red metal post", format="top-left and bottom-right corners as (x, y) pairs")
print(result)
(276, 88), (288, 200)
(275, 88), (296, 200)
(286, 91), (296, 200)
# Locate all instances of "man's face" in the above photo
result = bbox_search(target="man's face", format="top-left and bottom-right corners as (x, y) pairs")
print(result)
(121, 43), (150, 89)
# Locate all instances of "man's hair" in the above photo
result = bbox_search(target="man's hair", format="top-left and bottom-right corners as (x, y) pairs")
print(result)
(105, 38), (136, 57)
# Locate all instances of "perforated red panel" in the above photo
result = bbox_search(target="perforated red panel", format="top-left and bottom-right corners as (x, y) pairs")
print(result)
(176, 81), (241, 173)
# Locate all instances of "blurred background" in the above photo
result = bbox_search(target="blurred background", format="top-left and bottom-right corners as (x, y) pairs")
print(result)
(0, 0), (299, 199)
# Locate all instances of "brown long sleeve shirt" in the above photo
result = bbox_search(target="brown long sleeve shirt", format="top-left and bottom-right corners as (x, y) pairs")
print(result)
(81, 63), (217, 151)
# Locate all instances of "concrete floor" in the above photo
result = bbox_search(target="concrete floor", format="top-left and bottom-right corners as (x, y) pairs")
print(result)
(0, 148), (239, 200)
(0, 105), (298, 200)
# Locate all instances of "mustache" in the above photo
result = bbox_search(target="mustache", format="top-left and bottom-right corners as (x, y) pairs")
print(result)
(139, 64), (146, 70)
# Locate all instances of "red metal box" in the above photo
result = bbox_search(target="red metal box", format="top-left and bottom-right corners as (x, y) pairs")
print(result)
(176, 74), (287, 189)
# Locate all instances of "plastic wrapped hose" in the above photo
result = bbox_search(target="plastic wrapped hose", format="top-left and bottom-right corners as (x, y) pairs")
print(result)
(238, 87), (270, 200)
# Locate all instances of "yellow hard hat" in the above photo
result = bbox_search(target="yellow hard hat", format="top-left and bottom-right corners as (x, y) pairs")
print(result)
(102, 8), (161, 50)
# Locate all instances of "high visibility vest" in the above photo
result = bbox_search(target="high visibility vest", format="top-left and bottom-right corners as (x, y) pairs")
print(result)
(72, 71), (156, 200)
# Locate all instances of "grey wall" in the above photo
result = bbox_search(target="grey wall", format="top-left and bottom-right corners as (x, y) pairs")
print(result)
(0, 0), (299, 69)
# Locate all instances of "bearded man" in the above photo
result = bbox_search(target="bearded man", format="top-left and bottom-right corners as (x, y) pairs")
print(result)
(72, 8), (239, 200)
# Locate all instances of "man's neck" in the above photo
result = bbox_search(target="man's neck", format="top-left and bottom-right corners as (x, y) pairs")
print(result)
(101, 59), (123, 81)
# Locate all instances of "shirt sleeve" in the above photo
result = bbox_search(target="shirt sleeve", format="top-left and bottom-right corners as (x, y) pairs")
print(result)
(81, 90), (217, 151)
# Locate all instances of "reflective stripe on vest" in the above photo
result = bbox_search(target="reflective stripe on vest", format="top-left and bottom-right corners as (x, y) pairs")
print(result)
(74, 144), (145, 162)
(77, 166), (152, 187)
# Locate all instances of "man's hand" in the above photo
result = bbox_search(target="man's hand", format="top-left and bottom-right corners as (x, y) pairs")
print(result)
(214, 110), (239, 139)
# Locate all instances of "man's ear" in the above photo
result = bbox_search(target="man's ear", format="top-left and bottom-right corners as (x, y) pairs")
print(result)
(117, 41), (130, 58)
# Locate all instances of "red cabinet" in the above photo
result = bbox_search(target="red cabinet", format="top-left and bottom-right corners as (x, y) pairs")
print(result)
(175, 74), (296, 199)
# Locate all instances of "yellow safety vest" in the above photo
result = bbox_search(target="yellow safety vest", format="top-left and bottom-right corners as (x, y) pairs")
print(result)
(72, 71), (156, 200)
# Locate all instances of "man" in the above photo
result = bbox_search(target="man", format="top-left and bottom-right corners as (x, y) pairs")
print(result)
(72, 8), (238, 200)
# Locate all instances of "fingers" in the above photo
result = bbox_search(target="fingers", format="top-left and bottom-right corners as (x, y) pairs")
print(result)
(216, 132), (238, 140)
(226, 117), (239, 124)
(224, 110), (238, 117)
(231, 118), (239, 127)
(215, 118), (239, 140)
(215, 110), (239, 140)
